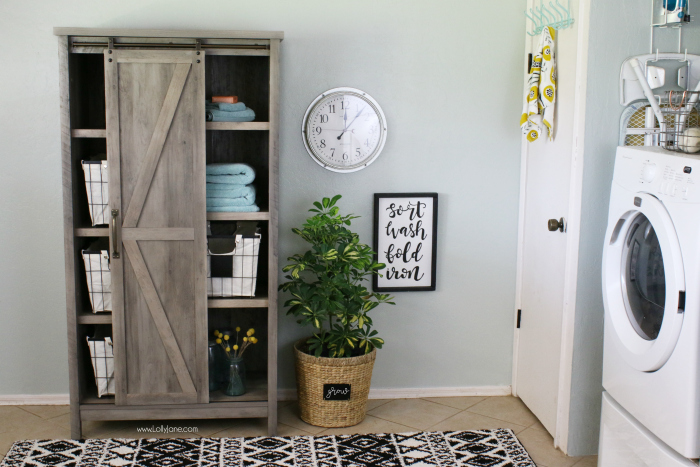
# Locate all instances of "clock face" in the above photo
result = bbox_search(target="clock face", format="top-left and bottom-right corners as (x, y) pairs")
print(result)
(302, 88), (387, 172)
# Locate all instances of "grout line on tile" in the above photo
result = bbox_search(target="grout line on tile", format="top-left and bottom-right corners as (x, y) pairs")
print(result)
(363, 412), (419, 430)
(464, 406), (536, 427)
(417, 398), (468, 412)
(317, 420), (416, 436)
(426, 411), (530, 435)
(420, 397), (485, 412)
(280, 422), (315, 436)
(15, 406), (43, 418)
(527, 421), (549, 432)
(368, 399), (392, 410)
(367, 401), (460, 430)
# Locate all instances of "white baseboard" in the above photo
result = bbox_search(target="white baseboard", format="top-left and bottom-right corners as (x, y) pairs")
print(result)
(279, 386), (512, 401)
(0, 394), (70, 405)
(1, 386), (512, 405)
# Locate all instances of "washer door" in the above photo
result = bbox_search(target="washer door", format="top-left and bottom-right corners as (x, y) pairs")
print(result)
(603, 192), (686, 372)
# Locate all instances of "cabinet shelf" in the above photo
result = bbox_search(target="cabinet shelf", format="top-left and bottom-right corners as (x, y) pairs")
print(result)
(78, 312), (112, 325)
(81, 381), (267, 405)
(206, 211), (270, 221)
(209, 378), (267, 402)
(78, 217), (270, 230)
(81, 392), (115, 405)
(206, 122), (269, 131)
(71, 129), (106, 138)
(208, 296), (269, 308)
(75, 227), (109, 237)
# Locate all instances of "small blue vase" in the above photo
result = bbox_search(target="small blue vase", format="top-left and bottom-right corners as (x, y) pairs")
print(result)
(223, 357), (247, 396)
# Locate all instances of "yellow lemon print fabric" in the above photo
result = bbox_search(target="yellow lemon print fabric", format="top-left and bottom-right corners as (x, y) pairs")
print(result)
(521, 26), (556, 142)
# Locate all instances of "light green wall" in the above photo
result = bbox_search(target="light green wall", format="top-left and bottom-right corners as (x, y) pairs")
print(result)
(568, 0), (700, 456)
(0, 0), (525, 395)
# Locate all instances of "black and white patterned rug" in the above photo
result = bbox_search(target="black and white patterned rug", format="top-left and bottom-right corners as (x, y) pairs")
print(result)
(1, 430), (535, 467)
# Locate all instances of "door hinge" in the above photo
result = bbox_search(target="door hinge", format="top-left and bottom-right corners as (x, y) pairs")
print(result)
(517, 309), (522, 328)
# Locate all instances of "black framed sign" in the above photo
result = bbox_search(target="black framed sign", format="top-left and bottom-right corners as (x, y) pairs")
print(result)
(323, 384), (351, 401)
(373, 193), (438, 292)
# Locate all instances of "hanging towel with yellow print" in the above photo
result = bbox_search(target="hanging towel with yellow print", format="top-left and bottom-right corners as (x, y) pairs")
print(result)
(520, 26), (556, 142)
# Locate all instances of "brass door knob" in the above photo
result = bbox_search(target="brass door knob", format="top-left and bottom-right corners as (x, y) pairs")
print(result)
(548, 218), (565, 232)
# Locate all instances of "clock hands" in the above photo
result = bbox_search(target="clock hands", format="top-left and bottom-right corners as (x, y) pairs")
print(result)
(337, 106), (366, 140)
(335, 108), (347, 140)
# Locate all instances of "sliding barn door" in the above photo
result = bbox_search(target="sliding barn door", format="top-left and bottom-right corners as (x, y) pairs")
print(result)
(105, 50), (207, 405)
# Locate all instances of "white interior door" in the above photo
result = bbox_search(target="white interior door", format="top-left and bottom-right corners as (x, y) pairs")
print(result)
(514, 0), (584, 440)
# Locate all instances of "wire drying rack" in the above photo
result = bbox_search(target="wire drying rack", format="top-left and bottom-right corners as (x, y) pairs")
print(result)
(525, 0), (575, 36)
(658, 90), (700, 153)
(624, 91), (700, 153)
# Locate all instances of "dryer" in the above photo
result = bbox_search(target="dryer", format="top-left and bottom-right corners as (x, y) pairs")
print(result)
(601, 145), (700, 460)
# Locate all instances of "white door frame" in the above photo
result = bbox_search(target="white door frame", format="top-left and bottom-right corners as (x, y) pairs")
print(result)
(512, 0), (591, 455)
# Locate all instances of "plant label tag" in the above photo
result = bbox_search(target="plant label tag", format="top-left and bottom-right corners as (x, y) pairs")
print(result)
(323, 384), (351, 401)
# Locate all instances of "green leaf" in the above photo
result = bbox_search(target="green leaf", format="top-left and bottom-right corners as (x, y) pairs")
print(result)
(322, 197), (330, 208)
(330, 194), (342, 207)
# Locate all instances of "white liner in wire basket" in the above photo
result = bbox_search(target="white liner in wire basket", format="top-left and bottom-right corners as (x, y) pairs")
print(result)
(207, 233), (261, 297)
(81, 160), (109, 226)
(86, 337), (115, 398)
(82, 248), (112, 312)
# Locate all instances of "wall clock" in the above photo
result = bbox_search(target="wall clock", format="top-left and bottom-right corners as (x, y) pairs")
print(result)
(302, 87), (387, 173)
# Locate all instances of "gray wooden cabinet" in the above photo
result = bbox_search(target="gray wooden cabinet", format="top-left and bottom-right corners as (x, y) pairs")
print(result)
(55, 28), (282, 438)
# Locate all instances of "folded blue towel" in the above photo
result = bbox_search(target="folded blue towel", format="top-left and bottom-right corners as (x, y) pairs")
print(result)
(206, 184), (255, 200)
(206, 108), (255, 122)
(206, 101), (247, 112)
(206, 186), (256, 207)
(207, 197), (256, 208)
(207, 205), (261, 213)
(206, 164), (255, 185)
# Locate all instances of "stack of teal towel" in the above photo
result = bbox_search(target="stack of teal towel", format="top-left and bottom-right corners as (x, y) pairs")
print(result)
(206, 101), (255, 122)
(206, 163), (260, 212)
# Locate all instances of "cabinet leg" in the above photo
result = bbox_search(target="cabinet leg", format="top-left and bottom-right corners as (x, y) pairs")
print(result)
(267, 413), (277, 436)
(70, 408), (82, 439)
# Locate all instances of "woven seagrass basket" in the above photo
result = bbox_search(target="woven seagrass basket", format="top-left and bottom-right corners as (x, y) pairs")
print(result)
(294, 338), (376, 427)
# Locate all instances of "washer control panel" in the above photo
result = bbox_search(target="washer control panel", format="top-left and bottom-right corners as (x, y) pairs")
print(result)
(616, 146), (699, 202)
(658, 164), (694, 200)
(641, 162), (657, 183)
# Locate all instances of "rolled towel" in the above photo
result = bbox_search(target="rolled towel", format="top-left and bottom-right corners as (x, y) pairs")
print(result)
(207, 205), (261, 213)
(206, 184), (256, 200)
(206, 108), (255, 122)
(206, 163), (255, 185)
(206, 101), (247, 112)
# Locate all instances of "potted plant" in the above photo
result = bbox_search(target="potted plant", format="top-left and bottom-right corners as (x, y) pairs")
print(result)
(280, 195), (395, 427)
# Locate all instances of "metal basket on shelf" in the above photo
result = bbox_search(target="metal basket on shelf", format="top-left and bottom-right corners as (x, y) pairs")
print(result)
(659, 90), (700, 153)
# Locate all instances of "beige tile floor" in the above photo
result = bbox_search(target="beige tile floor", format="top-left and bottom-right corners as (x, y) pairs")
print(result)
(0, 396), (597, 467)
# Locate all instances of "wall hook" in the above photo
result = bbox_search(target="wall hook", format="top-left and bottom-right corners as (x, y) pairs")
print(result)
(525, 0), (574, 36)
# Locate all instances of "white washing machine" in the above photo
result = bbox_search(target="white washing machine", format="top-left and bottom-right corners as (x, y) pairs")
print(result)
(600, 392), (696, 466)
(600, 145), (700, 464)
